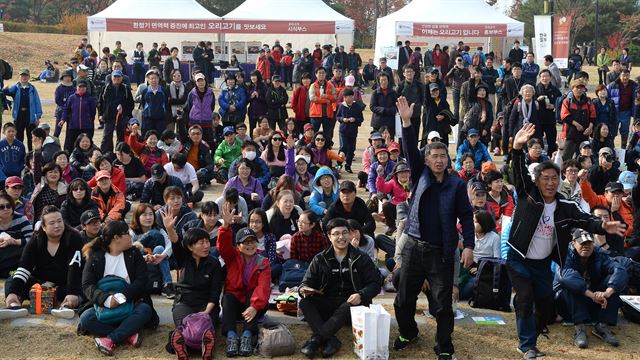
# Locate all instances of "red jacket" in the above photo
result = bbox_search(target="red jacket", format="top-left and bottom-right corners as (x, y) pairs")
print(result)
(256, 55), (271, 83)
(291, 85), (309, 121)
(486, 189), (514, 234)
(126, 133), (169, 173)
(92, 185), (126, 221)
(218, 226), (271, 311)
(375, 176), (409, 205)
(87, 167), (126, 194)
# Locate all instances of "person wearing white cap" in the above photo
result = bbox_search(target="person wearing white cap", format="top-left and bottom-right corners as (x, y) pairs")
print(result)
(74, 64), (96, 97)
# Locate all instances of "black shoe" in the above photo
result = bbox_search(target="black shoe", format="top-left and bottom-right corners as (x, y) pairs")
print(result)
(345, 165), (353, 173)
(301, 335), (322, 359)
(162, 284), (176, 299)
(321, 336), (341, 358)
(574, 324), (588, 348)
(393, 334), (417, 351)
(226, 335), (239, 357)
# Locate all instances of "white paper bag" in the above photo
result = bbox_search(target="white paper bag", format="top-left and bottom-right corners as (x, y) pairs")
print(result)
(350, 304), (390, 360)
(395, 113), (402, 140)
(616, 149), (627, 171)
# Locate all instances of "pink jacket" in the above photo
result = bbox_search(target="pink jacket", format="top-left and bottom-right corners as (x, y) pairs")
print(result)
(362, 146), (374, 174)
(375, 176), (409, 205)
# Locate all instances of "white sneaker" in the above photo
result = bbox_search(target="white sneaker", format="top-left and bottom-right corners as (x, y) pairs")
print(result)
(0, 307), (28, 320)
(51, 307), (75, 319)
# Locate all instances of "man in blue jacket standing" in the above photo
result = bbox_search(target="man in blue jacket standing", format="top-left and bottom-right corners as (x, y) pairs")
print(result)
(393, 97), (474, 360)
(3, 68), (42, 150)
(554, 229), (627, 349)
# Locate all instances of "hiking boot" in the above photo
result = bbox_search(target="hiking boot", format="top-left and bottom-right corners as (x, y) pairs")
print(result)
(521, 349), (537, 360)
(574, 324), (588, 348)
(592, 322), (620, 347)
(393, 334), (417, 351)
(202, 328), (215, 360)
(226, 334), (239, 357)
(51, 307), (75, 320)
(95, 337), (116, 356)
(0, 307), (28, 320)
(321, 336), (341, 358)
(239, 334), (253, 357)
(301, 335), (322, 358)
(171, 330), (189, 360)
(125, 332), (142, 348)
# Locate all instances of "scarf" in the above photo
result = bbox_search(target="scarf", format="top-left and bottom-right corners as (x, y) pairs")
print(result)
(169, 81), (184, 116)
(521, 100), (532, 124)
(242, 255), (257, 288)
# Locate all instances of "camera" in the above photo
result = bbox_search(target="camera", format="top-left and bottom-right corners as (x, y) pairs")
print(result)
(604, 154), (615, 163)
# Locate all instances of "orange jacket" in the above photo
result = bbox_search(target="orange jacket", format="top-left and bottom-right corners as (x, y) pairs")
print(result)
(308, 80), (336, 118)
(580, 180), (633, 236)
(91, 185), (126, 221)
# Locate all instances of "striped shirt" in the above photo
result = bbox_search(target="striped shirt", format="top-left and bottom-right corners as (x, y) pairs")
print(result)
(0, 212), (33, 246)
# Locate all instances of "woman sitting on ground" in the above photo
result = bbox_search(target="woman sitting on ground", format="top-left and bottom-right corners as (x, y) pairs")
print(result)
(79, 220), (158, 357)
(266, 189), (302, 241)
(60, 178), (99, 228)
(166, 228), (223, 360)
(87, 155), (126, 193)
(225, 158), (264, 212)
(248, 208), (280, 282)
(26, 162), (67, 223)
(182, 201), (222, 257)
(0, 191), (33, 278)
(70, 133), (100, 181)
(54, 150), (81, 184)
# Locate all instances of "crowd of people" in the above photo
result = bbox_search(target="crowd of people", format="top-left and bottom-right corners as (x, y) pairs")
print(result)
(0, 36), (638, 360)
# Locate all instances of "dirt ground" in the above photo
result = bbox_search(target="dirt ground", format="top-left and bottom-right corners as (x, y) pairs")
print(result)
(1, 33), (640, 359)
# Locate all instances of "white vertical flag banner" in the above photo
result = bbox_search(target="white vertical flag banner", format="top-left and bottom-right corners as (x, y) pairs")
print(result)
(533, 15), (552, 64)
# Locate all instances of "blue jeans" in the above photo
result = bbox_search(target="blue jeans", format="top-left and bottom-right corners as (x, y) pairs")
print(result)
(339, 133), (356, 166)
(80, 303), (153, 344)
(506, 250), (554, 353)
(555, 285), (621, 325)
(152, 246), (173, 284)
(615, 110), (632, 141)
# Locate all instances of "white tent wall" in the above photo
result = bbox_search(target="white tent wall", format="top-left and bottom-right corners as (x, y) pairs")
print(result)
(223, 0), (355, 49)
(374, 0), (524, 67)
(88, 0), (221, 60)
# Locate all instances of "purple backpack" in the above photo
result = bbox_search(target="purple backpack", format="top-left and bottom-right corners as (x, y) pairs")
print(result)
(178, 312), (213, 349)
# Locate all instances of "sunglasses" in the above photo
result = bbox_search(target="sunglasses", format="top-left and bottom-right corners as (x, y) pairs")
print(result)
(0, 204), (12, 211)
(315, 138), (326, 142)
(272, 138), (283, 142)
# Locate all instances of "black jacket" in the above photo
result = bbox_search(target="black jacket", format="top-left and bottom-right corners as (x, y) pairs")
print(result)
(396, 80), (424, 119)
(8, 225), (84, 300)
(369, 87), (398, 130)
(535, 82), (562, 125)
(588, 164), (621, 196)
(423, 96), (453, 142)
(172, 239), (224, 309)
(266, 85), (289, 121)
(323, 197), (375, 237)
(163, 57), (180, 83)
(179, 140), (214, 174)
(98, 82), (134, 122)
(507, 148), (606, 266)
(61, 198), (99, 228)
(140, 175), (185, 206)
(81, 247), (159, 328)
(300, 244), (382, 304)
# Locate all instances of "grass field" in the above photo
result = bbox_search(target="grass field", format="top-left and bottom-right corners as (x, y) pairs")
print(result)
(1, 32), (640, 359)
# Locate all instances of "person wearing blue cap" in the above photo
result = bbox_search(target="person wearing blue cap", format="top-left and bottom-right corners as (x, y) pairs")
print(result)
(213, 126), (242, 182)
(454, 129), (492, 171)
(97, 69), (134, 153)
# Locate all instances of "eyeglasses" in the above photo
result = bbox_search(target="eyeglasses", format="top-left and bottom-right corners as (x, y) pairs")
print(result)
(315, 138), (325, 142)
(330, 230), (350, 237)
(565, 169), (579, 174)
(72, 188), (86, 192)
(297, 220), (310, 225)
(190, 132), (202, 136)
(0, 204), (12, 211)
(272, 138), (283, 142)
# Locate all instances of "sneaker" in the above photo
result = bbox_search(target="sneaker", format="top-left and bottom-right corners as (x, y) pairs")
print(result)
(95, 337), (116, 356)
(171, 330), (189, 360)
(0, 307), (28, 320)
(521, 349), (537, 360)
(125, 332), (142, 348)
(202, 328), (215, 360)
(239, 334), (253, 357)
(574, 324), (588, 348)
(516, 347), (546, 358)
(226, 335), (239, 357)
(393, 334), (417, 351)
(51, 307), (75, 320)
(592, 322), (620, 347)
(438, 353), (457, 360)
(162, 284), (176, 299)
(383, 278), (396, 292)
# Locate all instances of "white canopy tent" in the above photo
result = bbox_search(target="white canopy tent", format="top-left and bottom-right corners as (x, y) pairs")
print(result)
(222, 0), (355, 51)
(87, 0), (221, 59)
(374, 0), (525, 67)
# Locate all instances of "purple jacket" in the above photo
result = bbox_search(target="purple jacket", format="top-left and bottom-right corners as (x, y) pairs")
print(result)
(55, 84), (75, 120)
(224, 175), (264, 202)
(61, 92), (97, 130)
(247, 82), (268, 119)
(187, 87), (215, 125)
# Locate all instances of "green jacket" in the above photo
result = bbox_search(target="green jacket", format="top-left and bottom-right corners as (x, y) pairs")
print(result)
(596, 54), (609, 68)
(214, 139), (242, 169)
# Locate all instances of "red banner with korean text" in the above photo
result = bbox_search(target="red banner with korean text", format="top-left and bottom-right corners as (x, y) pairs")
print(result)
(412, 23), (508, 38)
(105, 19), (337, 34)
(552, 16), (572, 69)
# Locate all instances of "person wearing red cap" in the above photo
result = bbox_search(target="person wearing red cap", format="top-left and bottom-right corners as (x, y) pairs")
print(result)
(91, 170), (126, 221)
(4, 176), (27, 216)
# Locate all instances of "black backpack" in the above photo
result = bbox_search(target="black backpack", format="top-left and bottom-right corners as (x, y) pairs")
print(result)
(146, 263), (164, 294)
(469, 257), (512, 312)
